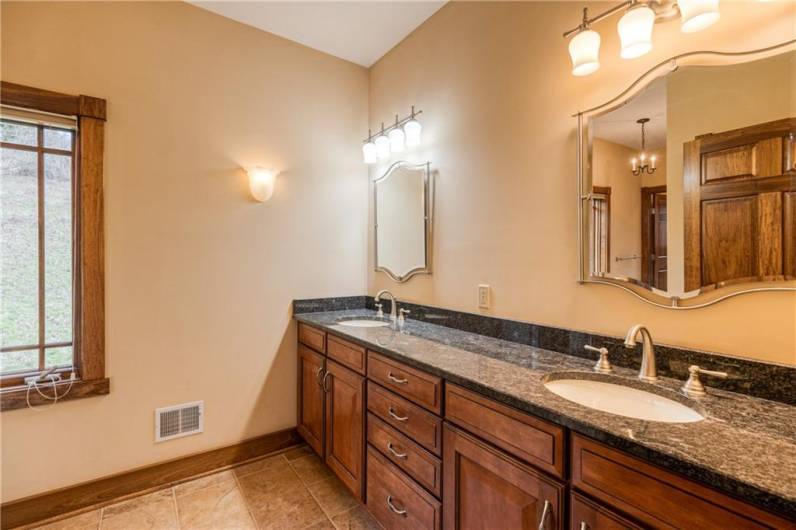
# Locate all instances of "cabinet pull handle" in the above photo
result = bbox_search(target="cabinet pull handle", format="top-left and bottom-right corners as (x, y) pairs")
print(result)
(387, 372), (408, 385)
(386, 442), (407, 459)
(316, 367), (324, 388)
(579, 523), (588, 530)
(538, 500), (551, 530)
(386, 495), (407, 516)
(322, 371), (331, 393)
(388, 407), (408, 422)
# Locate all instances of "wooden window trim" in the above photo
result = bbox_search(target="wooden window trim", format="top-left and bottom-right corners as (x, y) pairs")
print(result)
(1, 81), (108, 411)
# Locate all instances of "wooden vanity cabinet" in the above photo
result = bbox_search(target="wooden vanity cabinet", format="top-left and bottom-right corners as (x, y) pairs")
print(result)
(297, 344), (325, 457)
(570, 493), (642, 530)
(443, 424), (564, 530)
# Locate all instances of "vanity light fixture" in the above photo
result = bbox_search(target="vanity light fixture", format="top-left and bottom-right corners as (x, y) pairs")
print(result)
(247, 166), (277, 202)
(630, 118), (657, 175)
(564, 0), (720, 76)
(362, 106), (423, 164)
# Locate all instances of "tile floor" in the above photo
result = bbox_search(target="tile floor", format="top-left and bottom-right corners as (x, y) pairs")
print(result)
(32, 446), (381, 530)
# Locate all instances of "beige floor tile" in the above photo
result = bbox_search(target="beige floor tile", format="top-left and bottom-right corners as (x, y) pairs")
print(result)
(100, 489), (178, 530)
(174, 470), (236, 497)
(237, 461), (304, 500)
(330, 506), (382, 530)
(307, 478), (357, 518)
(283, 445), (313, 462)
(245, 486), (326, 530)
(32, 509), (101, 530)
(176, 480), (255, 530)
(303, 517), (336, 530)
(233, 454), (290, 479)
(288, 455), (335, 486)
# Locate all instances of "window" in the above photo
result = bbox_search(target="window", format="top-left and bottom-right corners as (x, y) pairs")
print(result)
(1, 116), (77, 381)
(0, 82), (107, 410)
(590, 186), (611, 275)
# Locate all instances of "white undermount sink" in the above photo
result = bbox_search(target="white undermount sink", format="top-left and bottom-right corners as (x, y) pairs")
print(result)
(336, 318), (391, 328)
(544, 375), (704, 423)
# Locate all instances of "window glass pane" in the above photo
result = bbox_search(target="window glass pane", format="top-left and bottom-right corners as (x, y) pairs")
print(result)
(1, 349), (38, 373)
(0, 120), (37, 146)
(45, 345), (72, 368)
(1, 147), (39, 348)
(44, 128), (73, 151)
(44, 153), (73, 344)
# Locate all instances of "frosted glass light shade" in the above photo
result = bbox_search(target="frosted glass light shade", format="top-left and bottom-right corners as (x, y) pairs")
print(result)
(404, 119), (422, 147)
(375, 134), (390, 159)
(618, 5), (655, 59)
(247, 167), (276, 202)
(362, 141), (377, 164)
(569, 29), (601, 76)
(388, 127), (405, 153)
(678, 0), (720, 33)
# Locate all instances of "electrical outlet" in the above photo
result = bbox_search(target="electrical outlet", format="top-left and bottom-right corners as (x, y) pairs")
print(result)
(477, 284), (490, 309)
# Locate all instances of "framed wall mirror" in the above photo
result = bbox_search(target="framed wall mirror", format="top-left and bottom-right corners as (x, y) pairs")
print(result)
(577, 42), (796, 308)
(374, 161), (433, 282)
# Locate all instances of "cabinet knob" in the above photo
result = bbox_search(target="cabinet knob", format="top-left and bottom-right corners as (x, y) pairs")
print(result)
(386, 495), (407, 516)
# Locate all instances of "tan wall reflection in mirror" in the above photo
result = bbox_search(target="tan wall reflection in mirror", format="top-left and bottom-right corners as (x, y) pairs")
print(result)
(587, 50), (795, 299)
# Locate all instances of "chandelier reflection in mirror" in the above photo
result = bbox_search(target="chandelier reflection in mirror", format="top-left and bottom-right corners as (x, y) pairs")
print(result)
(631, 118), (657, 175)
(565, 0), (720, 77)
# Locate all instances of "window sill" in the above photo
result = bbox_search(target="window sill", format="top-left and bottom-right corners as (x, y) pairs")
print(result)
(1, 377), (110, 412)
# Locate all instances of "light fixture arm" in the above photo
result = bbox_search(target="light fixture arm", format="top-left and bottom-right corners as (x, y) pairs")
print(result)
(564, 1), (633, 37)
(364, 106), (424, 143)
(563, 0), (679, 38)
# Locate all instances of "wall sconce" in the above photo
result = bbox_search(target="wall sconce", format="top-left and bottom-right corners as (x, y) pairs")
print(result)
(246, 166), (277, 202)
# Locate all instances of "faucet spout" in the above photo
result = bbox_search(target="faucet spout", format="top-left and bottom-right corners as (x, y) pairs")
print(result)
(624, 324), (658, 382)
(375, 290), (398, 321)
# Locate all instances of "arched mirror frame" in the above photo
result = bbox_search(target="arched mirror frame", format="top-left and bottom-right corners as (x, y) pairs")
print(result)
(374, 160), (434, 283)
(576, 40), (796, 309)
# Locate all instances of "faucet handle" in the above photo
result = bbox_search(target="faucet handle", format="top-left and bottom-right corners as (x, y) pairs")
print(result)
(375, 303), (384, 318)
(681, 365), (728, 398)
(584, 345), (613, 374)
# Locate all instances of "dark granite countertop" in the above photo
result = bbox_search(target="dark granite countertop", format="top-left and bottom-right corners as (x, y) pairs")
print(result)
(295, 309), (796, 519)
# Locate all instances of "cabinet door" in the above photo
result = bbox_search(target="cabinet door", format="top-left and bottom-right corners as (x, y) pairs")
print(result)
(443, 424), (564, 530)
(297, 344), (325, 457)
(325, 359), (365, 500)
(570, 493), (641, 530)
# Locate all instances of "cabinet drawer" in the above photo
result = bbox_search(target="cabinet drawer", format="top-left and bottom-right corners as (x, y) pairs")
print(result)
(445, 384), (564, 478)
(366, 446), (441, 530)
(368, 352), (442, 414)
(367, 382), (442, 456)
(298, 323), (325, 353)
(570, 493), (641, 530)
(368, 413), (442, 498)
(571, 434), (794, 529)
(327, 334), (366, 374)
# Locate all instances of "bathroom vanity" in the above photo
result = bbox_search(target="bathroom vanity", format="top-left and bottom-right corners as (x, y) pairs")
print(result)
(294, 305), (796, 530)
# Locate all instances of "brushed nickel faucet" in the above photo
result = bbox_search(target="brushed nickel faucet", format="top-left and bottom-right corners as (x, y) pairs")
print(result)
(681, 365), (728, 398)
(624, 324), (658, 382)
(375, 290), (398, 321)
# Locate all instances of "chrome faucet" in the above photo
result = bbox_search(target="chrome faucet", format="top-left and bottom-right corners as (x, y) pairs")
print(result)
(375, 290), (398, 321)
(624, 324), (658, 382)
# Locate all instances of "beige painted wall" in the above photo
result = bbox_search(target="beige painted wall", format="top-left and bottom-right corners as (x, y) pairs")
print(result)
(368, 1), (796, 365)
(1, 2), (368, 502)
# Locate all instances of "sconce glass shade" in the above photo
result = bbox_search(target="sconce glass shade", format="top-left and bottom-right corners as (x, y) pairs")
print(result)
(247, 167), (276, 202)
(618, 4), (655, 59)
(388, 127), (405, 153)
(404, 119), (422, 147)
(568, 28), (601, 76)
(678, 0), (720, 33)
(375, 134), (390, 159)
(362, 141), (377, 164)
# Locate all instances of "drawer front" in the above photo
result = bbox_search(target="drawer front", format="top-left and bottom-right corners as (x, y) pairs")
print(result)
(368, 352), (442, 414)
(570, 493), (641, 530)
(571, 434), (794, 530)
(445, 384), (564, 478)
(298, 323), (326, 353)
(327, 334), (366, 374)
(366, 446), (441, 530)
(367, 382), (442, 456)
(367, 413), (442, 498)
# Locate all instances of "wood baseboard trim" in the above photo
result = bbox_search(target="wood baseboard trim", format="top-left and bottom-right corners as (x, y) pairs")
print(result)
(1, 427), (302, 530)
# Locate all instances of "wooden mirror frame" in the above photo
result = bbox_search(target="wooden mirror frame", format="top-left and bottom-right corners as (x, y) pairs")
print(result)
(575, 40), (796, 309)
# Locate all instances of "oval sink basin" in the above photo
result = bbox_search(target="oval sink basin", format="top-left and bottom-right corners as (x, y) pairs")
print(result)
(544, 376), (704, 423)
(336, 317), (391, 328)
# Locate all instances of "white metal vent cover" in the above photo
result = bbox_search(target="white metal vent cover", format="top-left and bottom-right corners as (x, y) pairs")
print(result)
(155, 401), (204, 442)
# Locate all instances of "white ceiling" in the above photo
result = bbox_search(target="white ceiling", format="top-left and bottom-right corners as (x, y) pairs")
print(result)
(592, 77), (667, 151)
(190, 1), (446, 67)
